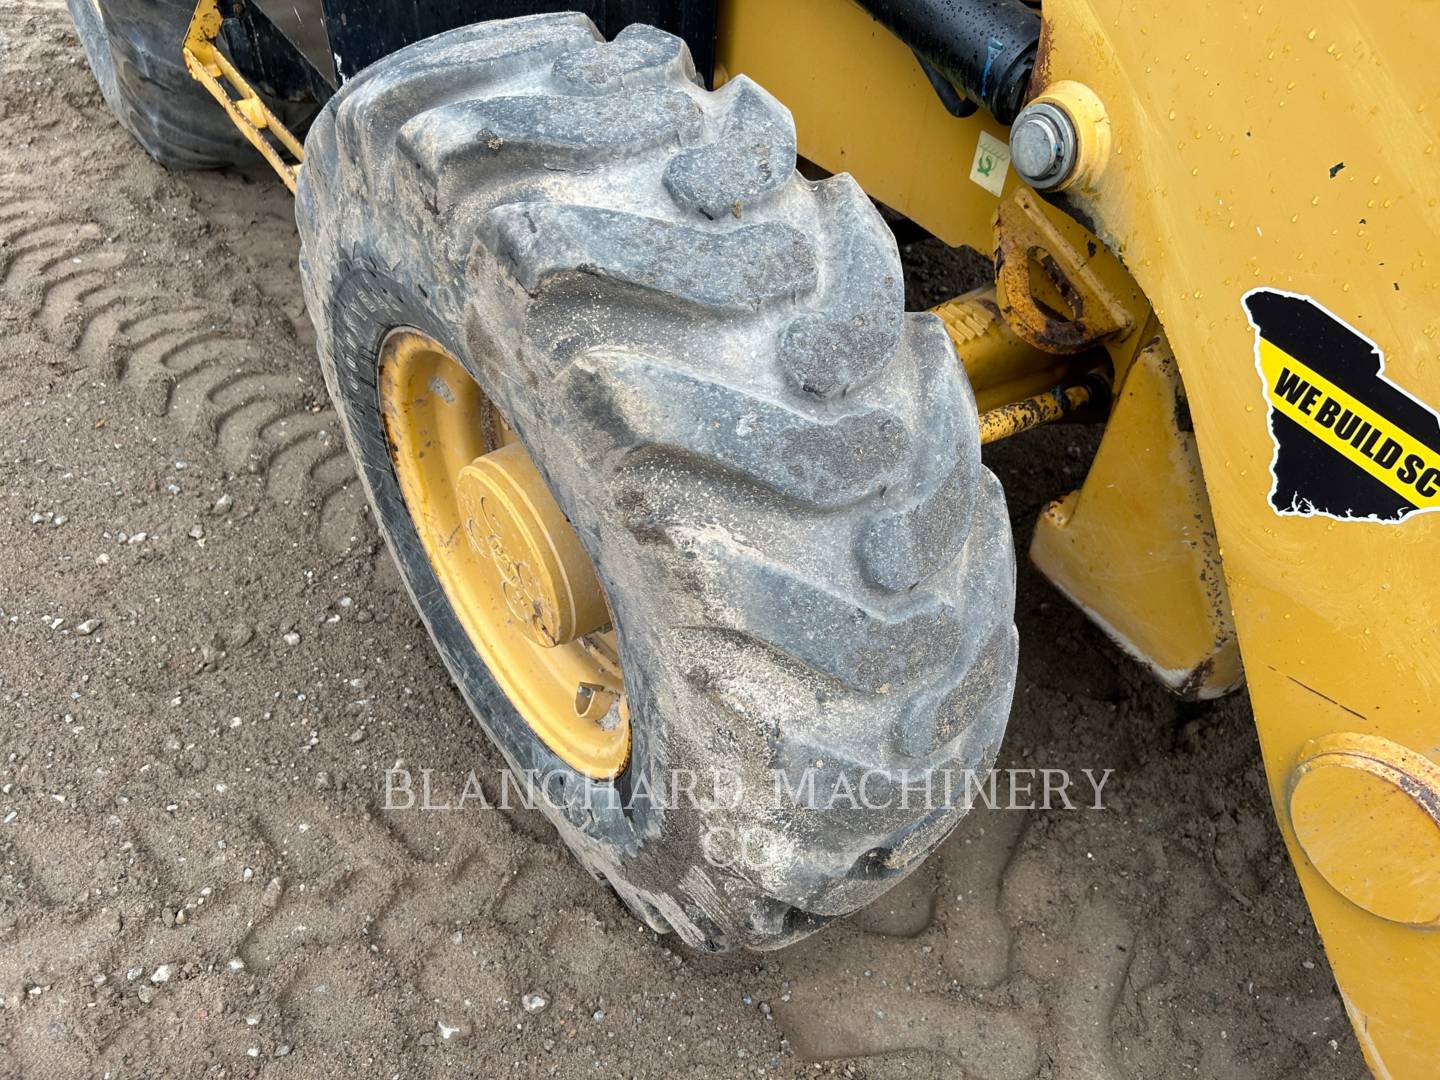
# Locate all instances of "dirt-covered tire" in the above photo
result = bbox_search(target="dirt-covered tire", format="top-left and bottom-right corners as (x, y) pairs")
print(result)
(296, 13), (1018, 951)
(66, 0), (263, 168)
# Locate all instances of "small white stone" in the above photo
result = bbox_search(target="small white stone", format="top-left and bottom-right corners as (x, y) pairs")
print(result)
(227, 957), (246, 973)
(76, 618), (102, 636)
(436, 1019), (471, 1041)
(150, 964), (173, 984)
(282, 632), (301, 646)
(522, 993), (549, 1014)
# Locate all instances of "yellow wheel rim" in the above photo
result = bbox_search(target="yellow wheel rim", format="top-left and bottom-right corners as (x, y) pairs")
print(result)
(379, 330), (630, 779)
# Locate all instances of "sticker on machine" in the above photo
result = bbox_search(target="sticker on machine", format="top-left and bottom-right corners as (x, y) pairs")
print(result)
(1243, 287), (1440, 523)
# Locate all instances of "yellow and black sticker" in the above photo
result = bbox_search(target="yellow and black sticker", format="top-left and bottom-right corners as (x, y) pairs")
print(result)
(1244, 288), (1440, 522)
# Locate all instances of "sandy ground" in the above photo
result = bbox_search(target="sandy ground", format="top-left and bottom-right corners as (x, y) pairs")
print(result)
(0, 3), (1366, 1077)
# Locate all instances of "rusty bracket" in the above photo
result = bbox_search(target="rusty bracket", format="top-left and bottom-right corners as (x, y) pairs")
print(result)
(993, 188), (1132, 354)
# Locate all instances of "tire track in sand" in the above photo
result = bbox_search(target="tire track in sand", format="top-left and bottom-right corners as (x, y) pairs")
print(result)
(0, 181), (366, 553)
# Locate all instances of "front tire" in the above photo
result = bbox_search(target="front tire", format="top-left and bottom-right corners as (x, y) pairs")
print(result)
(296, 14), (1018, 950)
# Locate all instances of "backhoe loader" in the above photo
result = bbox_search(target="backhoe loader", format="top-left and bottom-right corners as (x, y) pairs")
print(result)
(66, 0), (1440, 1072)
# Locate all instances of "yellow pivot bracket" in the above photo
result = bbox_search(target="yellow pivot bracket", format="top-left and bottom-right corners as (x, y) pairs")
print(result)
(182, 0), (304, 192)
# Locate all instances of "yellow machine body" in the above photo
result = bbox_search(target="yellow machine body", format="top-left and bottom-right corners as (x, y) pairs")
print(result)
(1028, 8), (1440, 1072)
(723, 1), (1440, 1073)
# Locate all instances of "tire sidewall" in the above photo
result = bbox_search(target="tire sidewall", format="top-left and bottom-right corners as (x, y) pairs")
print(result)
(318, 257), (661, 861)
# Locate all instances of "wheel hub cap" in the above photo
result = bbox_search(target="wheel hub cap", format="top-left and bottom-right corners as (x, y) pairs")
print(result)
(378, 329), (629, 779)
(455, 442), (608, 649)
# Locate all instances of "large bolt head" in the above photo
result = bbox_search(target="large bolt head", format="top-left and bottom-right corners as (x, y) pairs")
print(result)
(1010, 102), (1078, 190)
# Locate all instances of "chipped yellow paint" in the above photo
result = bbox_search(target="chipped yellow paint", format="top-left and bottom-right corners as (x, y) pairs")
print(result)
(1034, 2), (1440, 1072)
(182, 0), (303, 191)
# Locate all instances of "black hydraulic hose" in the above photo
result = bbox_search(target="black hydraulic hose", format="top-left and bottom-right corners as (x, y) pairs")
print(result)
(853, 0), (1041, 124)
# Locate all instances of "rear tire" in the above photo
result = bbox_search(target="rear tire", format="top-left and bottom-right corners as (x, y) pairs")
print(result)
(297, 14), (1018, 950)
(67, 0), (277, 169)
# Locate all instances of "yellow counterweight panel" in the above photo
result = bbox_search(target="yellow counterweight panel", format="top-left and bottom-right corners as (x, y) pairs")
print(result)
(1034, 3), (1440, 1072)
